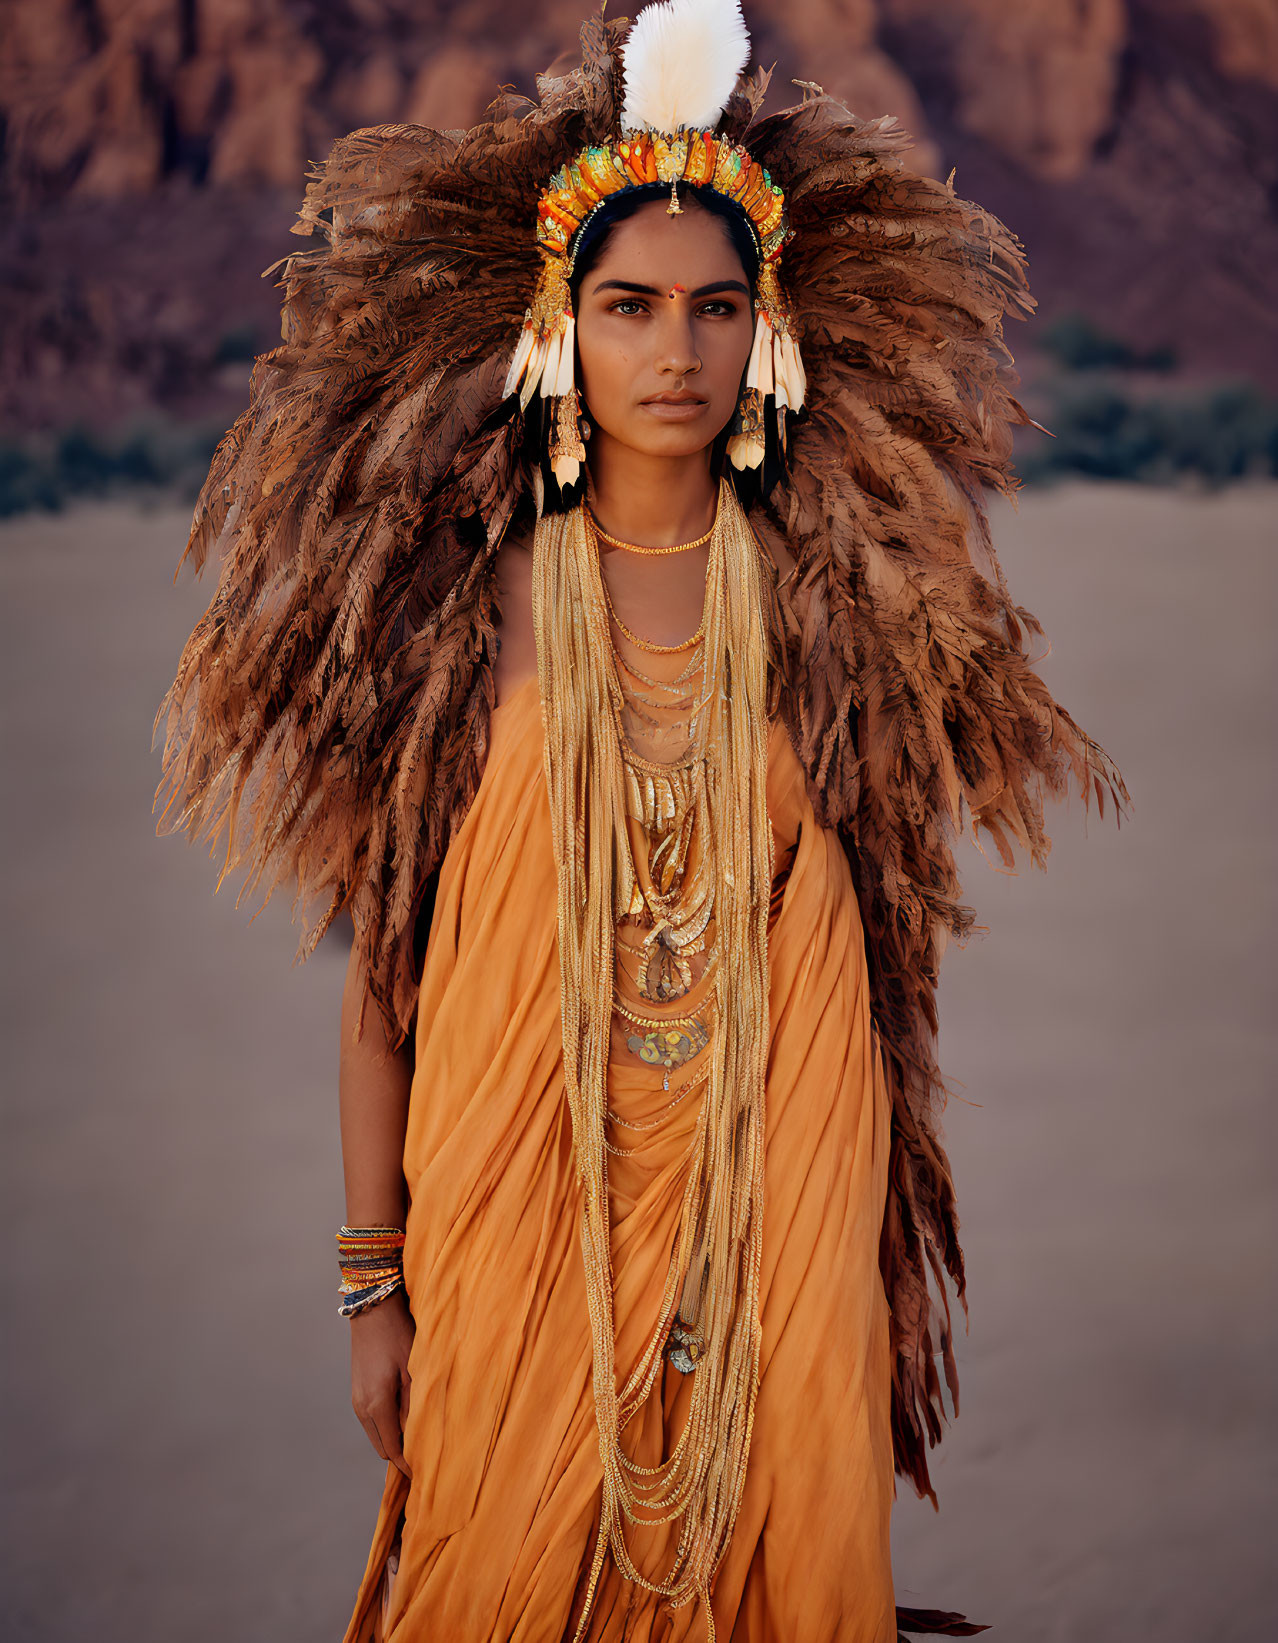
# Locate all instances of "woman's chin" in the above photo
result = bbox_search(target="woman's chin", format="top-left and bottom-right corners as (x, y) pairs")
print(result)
(614, 417), (729, 460)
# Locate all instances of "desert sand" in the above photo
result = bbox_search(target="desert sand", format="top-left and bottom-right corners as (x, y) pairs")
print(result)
(2, 481), (1274, 1641)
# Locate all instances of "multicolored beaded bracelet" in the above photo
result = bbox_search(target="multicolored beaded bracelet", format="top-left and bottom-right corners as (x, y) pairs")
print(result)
(336, 1224), (406, 1319)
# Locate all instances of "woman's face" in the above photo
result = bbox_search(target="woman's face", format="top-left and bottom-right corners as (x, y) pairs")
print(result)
(573, 199), (755, 460)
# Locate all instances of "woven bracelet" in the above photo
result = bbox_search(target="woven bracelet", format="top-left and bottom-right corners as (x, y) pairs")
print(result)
(336, 1225), (406, 1319)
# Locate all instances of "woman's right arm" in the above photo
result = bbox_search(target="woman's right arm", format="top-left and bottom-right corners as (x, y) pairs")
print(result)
(338, 942), (416, 1479)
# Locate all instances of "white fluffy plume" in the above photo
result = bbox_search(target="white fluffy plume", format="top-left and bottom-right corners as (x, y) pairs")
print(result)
(620, 0), (752, 133)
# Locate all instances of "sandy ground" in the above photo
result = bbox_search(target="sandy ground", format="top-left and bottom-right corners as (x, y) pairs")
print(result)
(2, 481), (1274, 1642)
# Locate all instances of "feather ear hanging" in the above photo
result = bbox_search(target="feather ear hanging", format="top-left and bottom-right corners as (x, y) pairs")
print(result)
(726, 262), (807, 470)
(501, 260), (587, 486)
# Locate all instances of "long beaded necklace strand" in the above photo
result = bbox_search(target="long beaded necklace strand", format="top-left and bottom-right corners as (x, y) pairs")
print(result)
(614, 736), (717, 1001)
(607, 530), (715, 1087)
(531, 476), (773, 1642)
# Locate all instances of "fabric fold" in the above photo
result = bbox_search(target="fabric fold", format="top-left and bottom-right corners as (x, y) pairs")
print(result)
(343, 676), (896, 1642)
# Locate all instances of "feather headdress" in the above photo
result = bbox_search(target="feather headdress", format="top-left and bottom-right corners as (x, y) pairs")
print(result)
(154, 3), (1126, 1547)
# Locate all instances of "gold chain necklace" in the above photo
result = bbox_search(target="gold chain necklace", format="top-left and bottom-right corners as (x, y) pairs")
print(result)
(532, 476), (773, 1636)
(596, 544), (707, 655)
(586, 504), (716, 555)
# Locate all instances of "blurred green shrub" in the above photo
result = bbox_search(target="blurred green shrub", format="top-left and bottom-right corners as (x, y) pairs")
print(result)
(1019, 380), (1278, 485)
(1040, 313), (1178, 374)
(214, 322), (263, 365)
(0, 421), (224, 519)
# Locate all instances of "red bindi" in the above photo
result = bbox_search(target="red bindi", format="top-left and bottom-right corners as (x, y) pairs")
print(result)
(668, 284), (686, 298)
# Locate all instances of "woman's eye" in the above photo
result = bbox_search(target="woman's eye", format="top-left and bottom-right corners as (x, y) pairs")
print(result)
(607, 299), (738, 317)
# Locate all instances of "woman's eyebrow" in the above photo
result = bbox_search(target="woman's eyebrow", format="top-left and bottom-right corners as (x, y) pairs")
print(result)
(591, 279), (751, 298)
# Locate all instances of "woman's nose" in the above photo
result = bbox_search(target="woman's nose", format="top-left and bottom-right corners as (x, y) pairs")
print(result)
(654, 309), (701, 377)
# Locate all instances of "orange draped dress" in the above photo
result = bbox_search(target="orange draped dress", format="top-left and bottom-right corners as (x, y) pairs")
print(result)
(343, 673), (897, 1642)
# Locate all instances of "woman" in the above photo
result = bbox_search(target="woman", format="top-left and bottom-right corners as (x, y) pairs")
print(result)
(155, 3), (1124, 1638)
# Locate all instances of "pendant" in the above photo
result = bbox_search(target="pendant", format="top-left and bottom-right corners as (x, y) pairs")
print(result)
(640, 930), (694, 1001)
(665, 1318), (705, 1375)
(625, 1017), (709, 1080)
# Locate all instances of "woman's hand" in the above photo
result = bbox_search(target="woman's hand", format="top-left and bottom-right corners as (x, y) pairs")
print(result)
(350, 1288), (415, 1478)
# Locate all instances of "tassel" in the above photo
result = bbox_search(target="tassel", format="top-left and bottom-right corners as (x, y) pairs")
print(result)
(772, 330), (790, 413)
(539, 325), (565, 401)
(781, 328), (806, 408)
(743, 311), (766, 392)
(506, 254), (576, 410)
(503, 280), (583, 488)
(727, 311), (771, 469)
(518, 333), (550, 411)
(730, 309), (808, 467)
(755, 313), (774, 400)
(553, 314), (577, 397)
(726, 387), (765, 470)
(770, 328), (790, 448)
(549, 388), (586, 488)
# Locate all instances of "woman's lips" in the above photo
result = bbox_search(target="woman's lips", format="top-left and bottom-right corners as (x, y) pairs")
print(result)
(640, 397), (709, 421)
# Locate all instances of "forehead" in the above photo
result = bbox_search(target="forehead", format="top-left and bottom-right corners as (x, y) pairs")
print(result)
(585, 200), (746, 286)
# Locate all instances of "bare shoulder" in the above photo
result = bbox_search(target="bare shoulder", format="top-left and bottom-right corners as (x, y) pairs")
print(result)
(493, 520), (537, 706)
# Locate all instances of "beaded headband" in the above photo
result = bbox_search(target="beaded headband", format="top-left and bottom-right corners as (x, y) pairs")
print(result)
(537, 131), (788, 266)
(502, 0), (806, 486)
